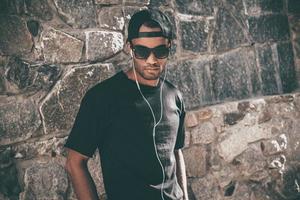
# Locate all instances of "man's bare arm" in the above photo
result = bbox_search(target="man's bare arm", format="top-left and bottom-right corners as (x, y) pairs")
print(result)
(65, 149), (99, 200)
(174, 149), (189, 200)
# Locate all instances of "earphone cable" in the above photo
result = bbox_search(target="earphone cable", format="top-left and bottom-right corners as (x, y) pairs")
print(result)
(131, 57), (168, 200)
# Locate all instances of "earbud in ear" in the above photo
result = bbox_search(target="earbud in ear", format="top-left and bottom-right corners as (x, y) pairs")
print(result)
(130, 50), (133, 58)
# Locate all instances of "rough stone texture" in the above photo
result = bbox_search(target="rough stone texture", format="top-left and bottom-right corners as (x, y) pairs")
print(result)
(288, 0), (300, 14)
(98, 7), (125, 31)
(53, 0), (96, 29)
(255, 43), (279, 95)
(6, 57), (32, 90)
(248, 14), (290, 43)
(211, 48), (258, 102)
(175, 0), (214, 16)
(149, 0), (168, 7)
(12, 137), (68, 160)
(0, 1), (299, 199)
(95, 0), (122, 4)
(182, 145), (207, 178)
(40, 63), (114, 134)
(0, 0), (26, 15)
(26, 20), (39, 37)
(19, 161), (68, 200)
(217, 124), (272, 163)
(0, 148), (21, 200)
(42, 28), (84, 63)
(124, 0), (150, 5)
(289, 15), (300, 59)
(277, 42), (298, 92)
(0, 15), (33, 56)
(224, 112), (245, 125)
(5, 57), (61, 94)
(191, 122), (216, 144)
(24, 0), (53, 21)
(190, 174), (222, 200)
(243, 0), (283, 15)
(234, 143), (267, 179)
(0, 97), (41, 146)
(212, 8), (248, 52)
(0, 56), (9, 94)
(167, 58), (213, 109)
(85, 31), (124, 61)
(261, 134), (287, 156)
(180, 20), (210, 52)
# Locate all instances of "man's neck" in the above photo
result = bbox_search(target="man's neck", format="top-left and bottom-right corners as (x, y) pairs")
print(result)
(125, 68), (159, 87)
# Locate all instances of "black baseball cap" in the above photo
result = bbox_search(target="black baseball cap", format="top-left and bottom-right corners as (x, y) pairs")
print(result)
(127, 9), (174, 42)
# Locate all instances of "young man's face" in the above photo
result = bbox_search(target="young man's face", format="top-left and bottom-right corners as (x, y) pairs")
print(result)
(129, 25), (170, 84)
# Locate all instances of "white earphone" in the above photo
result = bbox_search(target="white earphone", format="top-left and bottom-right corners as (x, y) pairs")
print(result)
(131, 56), (168, 200)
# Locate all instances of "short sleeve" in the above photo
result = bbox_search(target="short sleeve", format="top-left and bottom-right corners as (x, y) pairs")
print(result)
(64, 90), (99, 157)
(175, 96), (186, 150)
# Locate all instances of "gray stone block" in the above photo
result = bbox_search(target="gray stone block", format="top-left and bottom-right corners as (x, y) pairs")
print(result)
(288, 0), (300, 14)
(124, 0), (150, 5)
(217, 124), (272, 162)
(255, 44), (279, 95)
(277, 42), (298, 92)
(42, 28), (84, 63)
(190, 174), (221, 199)
(95, 0), (122, 4)
(175, 0), (214, 16)
(211, 48), (256, 102)
(0, 15), (33, 56)
(167, 58), (213, 109)
(20, 161), (68, 200)
(98, 7), (125, 31)
(12, 137), (68, 160)
(0, 98), (41, 145)
(53, 0), (96, 29)
(0, 148), (21, 200)
(0, 0), (26, 15)
(212, 8), (248, 52)
(85, 31), (124, 61)
(243, 0), (283, 15)
(248, 14), (290, 43)
(6, 57), (31, 90)
(40, 63), (114, 134)
(191, 122), (216, 144)
(182, 145), (207, 177)
(26, 20), (39, 37)
(5, 57), (61, 94)
(149, 0), (168, 7)
(25, 0), (53, 21)
(180, 20), (210, 52)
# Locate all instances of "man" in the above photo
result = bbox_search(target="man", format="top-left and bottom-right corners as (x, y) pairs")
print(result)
(65, 9), (188, 200)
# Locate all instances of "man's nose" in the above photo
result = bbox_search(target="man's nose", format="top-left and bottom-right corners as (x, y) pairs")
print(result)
(146, 52), (158, 65)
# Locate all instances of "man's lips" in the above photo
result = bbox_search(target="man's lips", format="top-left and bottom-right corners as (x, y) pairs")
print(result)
(145, 66), (160, 70)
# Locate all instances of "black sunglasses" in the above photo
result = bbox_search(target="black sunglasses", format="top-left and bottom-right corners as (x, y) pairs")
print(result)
(131, 44), (170, 59)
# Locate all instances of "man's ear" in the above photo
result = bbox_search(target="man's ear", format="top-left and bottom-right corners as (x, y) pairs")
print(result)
(125, 41), (132, 56)
(167, 39), (172, 48)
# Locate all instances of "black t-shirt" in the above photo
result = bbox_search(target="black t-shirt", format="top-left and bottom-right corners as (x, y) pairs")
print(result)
(65, 71), (186, 200)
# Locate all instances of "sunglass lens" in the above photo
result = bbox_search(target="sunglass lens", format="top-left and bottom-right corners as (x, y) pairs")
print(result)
(153, 45), (169, 59)
(134, 46), (150, 59)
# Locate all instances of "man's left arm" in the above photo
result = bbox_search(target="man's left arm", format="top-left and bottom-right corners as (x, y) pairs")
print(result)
(174, 149), (189, 200)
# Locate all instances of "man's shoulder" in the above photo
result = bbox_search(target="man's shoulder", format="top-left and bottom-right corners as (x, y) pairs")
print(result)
(87, 71), (123, 95)
(164, 79), (182, 95)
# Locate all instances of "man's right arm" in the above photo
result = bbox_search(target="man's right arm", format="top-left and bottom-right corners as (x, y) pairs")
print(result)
(65, 149), (99, 200)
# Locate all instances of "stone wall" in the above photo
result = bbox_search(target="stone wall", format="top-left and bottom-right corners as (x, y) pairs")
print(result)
(0, 0), (299, 199)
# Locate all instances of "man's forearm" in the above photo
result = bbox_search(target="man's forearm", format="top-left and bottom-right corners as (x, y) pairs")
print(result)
(175, 149), (189, 200)
(66, 162), (99, 200)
